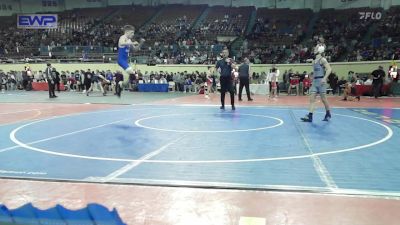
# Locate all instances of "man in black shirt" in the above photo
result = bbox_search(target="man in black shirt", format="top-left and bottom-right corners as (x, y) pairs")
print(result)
(114, 71), (124, 98)
(215, 48), (235, 110)
(83, 69), (93, 93)
(44, 63), (57, 98)
(327, 72), (338, 95)
(238, 58), (253, 101)
(53, 68), (61, 92)
(371, 66), (385, 98)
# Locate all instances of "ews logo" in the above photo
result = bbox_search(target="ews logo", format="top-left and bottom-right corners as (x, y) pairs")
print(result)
(17, 14), (58, 29)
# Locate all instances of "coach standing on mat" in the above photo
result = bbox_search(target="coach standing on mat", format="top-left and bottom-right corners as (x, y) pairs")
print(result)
(216, 48), (235, 110)
(238, 57), (253, 101)
(44, 63), (57, 98)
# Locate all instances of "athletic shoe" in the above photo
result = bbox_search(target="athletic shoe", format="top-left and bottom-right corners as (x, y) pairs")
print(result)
(322, 111), (331, 121)
(301, 113), (313, 122)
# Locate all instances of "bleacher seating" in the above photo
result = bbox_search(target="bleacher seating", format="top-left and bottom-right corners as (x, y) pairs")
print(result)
(354, 6), (400, 61)
(0, 203), (126, 225)
(0, 4), (399, 63)
(196, 6), (253, 40)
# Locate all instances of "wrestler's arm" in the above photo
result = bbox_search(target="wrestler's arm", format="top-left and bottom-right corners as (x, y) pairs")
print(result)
(321, 58), (332, 84)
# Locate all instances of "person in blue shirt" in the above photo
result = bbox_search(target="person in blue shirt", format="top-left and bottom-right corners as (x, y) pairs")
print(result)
(74, 70), (82, 92)
(216, 48), (236, 110)
(301, 38), (332, 122)
(117, 25), (144, 97)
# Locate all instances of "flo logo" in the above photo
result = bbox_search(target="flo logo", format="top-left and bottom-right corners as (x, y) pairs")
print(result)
(359, 12), (382, 20)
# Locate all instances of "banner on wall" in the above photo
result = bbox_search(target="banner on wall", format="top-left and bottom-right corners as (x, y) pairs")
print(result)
(17, 14), (58, 29)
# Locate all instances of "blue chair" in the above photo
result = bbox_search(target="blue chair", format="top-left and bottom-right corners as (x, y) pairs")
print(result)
(87, 203), (119, 225)
(111, 209), (127, 225)
(56, 204), (94, 225)
(0, 204), (14, 224)
(10, 203), (40, 225)
(34, 206), (67, 225)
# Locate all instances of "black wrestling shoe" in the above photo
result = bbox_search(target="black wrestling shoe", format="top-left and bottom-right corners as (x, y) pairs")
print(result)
(232, 105), (235, 110)
(356, 96), (361, 101)
(301, 113), (313, 122)
(323, 111), (331, 121)
(220, 106), (225, 110)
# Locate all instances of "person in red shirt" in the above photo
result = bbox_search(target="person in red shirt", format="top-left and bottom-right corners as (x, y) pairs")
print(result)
(288, 72), (300, 95)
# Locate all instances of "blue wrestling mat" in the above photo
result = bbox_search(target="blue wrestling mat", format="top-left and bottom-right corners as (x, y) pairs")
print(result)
(0, 105), (399, 197)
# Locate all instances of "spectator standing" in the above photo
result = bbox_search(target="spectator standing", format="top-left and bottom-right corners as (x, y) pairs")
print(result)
(328, 72), (338, 95)
(371, 66), (385, 98)
(114, 70), (124, 98)
(268, 64), (280, 94)
(53, 68), (61, 92)
(238, 58), (253, 101)
(44, 63), (57, 98)
(269, 68), (278, 99)
(388, 65), (398, 96)
(83, 69), (93, 93)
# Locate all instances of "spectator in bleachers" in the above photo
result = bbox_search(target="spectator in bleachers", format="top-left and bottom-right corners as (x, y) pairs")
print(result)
(0, 6), (399, 65)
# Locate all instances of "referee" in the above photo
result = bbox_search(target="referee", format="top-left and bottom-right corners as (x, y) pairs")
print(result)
(216, 48), (235, 110)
